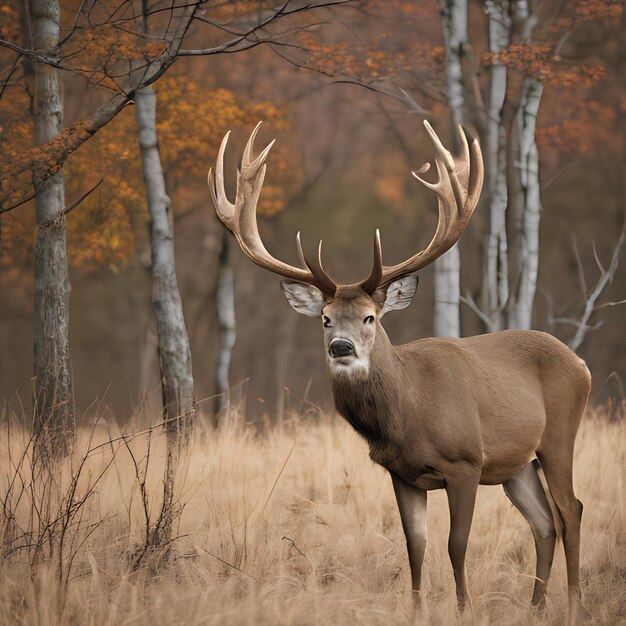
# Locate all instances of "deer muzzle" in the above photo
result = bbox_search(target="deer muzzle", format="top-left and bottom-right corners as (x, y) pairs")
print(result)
(329, 338), (356, 359)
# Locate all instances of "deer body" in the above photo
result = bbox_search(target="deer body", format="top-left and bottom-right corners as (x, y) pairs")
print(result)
(208, 122), (590, 624)
(330, 322), (589, 490)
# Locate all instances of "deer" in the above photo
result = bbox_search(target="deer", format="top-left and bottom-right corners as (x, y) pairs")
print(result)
(208, 121), (591, 624)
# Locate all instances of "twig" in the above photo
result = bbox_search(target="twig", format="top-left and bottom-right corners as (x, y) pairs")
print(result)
(200, 546), (256, 579)
(282, 535), (313, 568)
(261, 437), (296, 515)
(461, 290), (495, 332)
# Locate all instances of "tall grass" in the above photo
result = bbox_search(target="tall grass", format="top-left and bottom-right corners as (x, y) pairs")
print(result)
(0, 406), (624, 625)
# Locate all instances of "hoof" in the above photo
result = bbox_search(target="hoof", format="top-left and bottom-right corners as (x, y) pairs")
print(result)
(568, 600), (593, 625)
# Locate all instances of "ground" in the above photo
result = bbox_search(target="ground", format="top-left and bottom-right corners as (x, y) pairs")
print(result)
(0, 406), (624, 625)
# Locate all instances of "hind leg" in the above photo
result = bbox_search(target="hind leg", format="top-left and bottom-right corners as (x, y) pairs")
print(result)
(537, 450), (584, 625)
(503, 459), (556, 607)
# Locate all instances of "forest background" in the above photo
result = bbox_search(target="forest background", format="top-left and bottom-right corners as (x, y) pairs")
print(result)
(0, 2), (624, 624)
(0, 0), (624, 425)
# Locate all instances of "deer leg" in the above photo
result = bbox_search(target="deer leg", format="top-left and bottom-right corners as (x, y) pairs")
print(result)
(537, 451), (585, 625)
(445, 468), (480, 612)
(503, 459), (556, 607)
(391, 473), (428, 609)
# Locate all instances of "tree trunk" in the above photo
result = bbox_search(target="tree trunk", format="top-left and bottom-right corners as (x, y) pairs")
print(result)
(433, 250), (461, 337)
(29, 0), (73, 444)
(435, 0), (468, 337)
(214, 232), (235, 419)
(134, 85), (195, 437)
(484, 0), (511, 330)
(506, 0), (543, 329)
(134, 84), (195, 552)
(509, 77), (543, 329)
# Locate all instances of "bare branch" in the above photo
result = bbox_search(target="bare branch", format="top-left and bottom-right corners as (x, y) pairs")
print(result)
(461, 290), (495, 332)
(2, 0), (359, 209)
(566, 231), (625, 352)
(571, 235), (587, 295)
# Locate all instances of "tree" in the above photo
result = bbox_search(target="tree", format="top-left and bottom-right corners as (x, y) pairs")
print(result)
(0, 0), (350, 441)
(27, 0), (72, 444)
(215, 232), (236, 415)
(435, 0), (466, 337)
(151, 76), (289, 422)
(478, 0), (620, 331)
(484, 0), (510, 331)
(132, 6), (195, 448)
(290, 0), (622, 339)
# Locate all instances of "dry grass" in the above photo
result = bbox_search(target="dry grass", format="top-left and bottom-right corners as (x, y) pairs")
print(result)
(0, 406), (624, 626)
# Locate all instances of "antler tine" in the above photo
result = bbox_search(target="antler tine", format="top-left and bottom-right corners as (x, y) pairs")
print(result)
(467, 137), (484, 207)
(360, 229), (383, 294)
(297, 239), (337, 295)
(296, 232), (336, 291)
(295, 231), (335, 291)
(242, 121), (276, 179)
(458, 124), (471, 172)
(424, 120), (455, 171)
(208, 124), (337, 295)
(423, 120), (466, 213)
(373, 121), (484, 289)
(242, 121), (261, 167)
(209, 131), (236, 226)
(296, 231), (307, 268)
(413, 156), (453, 251)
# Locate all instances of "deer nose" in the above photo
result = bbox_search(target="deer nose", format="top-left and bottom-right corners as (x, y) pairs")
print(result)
(329, 338), (356, 359)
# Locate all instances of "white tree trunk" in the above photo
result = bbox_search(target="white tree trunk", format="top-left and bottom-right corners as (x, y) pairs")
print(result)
(435, 0), (467, 337)
(29, 0), (73, 442)
(433, 250), (461, 337)
(510, 77), (543, 329)
(440, 0), (467, 131)
(485, 1), (510, 330)
(215, 232), (236, 416)
(134, 85), (195, 437)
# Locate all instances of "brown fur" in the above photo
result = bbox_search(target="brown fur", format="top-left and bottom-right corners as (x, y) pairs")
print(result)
(321, 286), (591, 622)
(332, 324), (590, 487)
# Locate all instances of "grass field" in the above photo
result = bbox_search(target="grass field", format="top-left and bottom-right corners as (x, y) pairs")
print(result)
(0, 405), (624, 625)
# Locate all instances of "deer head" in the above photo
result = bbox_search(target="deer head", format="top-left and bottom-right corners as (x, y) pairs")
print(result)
(208, 121), (484, 377)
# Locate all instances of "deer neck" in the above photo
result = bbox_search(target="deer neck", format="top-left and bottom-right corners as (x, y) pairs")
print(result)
(328, 325), (400, 443)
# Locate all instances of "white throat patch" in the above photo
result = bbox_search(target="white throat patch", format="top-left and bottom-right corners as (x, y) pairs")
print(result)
(327, 355), (370, 379)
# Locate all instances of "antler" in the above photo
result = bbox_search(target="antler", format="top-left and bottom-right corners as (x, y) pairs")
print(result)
(208, 122), (337, 295)
(360, 120), (484, 292)
(209, 121), (482, 298)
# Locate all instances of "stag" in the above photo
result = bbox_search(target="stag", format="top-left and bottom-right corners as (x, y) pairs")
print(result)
(208, 122), (591, 623)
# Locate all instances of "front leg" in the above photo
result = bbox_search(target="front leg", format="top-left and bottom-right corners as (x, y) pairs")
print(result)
(445, 466), (481, 612)
(391, 473), (428, 609)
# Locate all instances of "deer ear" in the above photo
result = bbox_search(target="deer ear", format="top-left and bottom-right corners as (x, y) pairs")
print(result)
(379, 275), (419, 317)
(281, 280), (326, 317)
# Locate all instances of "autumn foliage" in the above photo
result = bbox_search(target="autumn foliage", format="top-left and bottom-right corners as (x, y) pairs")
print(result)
(0, 70), (288, 274)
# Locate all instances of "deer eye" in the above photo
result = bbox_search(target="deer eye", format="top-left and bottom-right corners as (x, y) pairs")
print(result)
(323, 315), (331, 327)
(364, 315), (375, 324)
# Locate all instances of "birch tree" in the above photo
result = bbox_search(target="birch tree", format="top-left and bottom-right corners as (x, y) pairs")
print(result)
(135, 83), (195, 437)
(300, 2), (618, 342)
(133, 80), (193, 548)
(28, 0), (72, 443)
(484, 0), (511, 330)
(130, 3), (195, 443)
(215, 232), (236, 418)
(435, 0), (466, 337)
(507, 0), (543, 330)
(509, 76), (543, 329)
